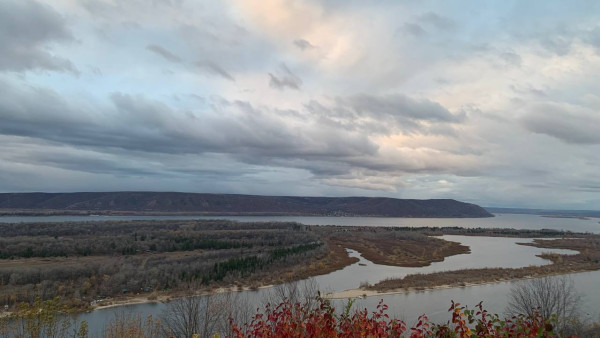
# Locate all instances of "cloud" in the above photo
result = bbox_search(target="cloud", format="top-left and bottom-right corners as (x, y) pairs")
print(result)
(268, 64), (302, 90)
(419, 12), (456, 31)
(400, 12), (455, 38)
(293, 38), (315, 50)
(0, 78), (477, 195)
(196, 61), (235, 81)
(305, 94), (465, 136)
(540, 36), (573, 56)
(146, 44), (182, 63)
(499, 51), (522, 67)
(0, 79), (376, 160)
(342, 94), (464, 122)
(401, 23), (427, 37)
(322, 173), (405, 192)
(521, 102), (600, 144)
(0, 0), (75, 73)
(586, 27), (600, 53)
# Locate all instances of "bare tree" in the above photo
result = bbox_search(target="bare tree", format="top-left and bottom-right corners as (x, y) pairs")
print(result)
(161, 292), (253, 338)
(104, 312), (161, 338)
(212, 292), (253, 335)
(506, 275), (581, 333)
(263, 278), (320, 313)
(161, 296), (205, 338)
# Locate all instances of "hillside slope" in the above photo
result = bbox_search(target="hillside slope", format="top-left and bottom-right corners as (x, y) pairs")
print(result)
(0, 192), (493, 217)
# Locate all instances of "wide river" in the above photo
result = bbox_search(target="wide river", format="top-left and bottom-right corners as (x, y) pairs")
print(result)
(2, 213), (599, 334)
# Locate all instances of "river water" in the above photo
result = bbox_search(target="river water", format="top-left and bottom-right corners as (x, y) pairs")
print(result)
(2, 214), (599, 334)
(312, 236), (578, 293)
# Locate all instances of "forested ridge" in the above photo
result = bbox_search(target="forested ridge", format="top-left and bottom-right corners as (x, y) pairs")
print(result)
(0, 192), (493, 217)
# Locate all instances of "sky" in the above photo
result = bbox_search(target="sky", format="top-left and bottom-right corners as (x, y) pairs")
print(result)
(1, 0), (600, 209)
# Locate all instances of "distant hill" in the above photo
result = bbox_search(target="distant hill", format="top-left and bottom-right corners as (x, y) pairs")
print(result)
(0, 192), (493, 218)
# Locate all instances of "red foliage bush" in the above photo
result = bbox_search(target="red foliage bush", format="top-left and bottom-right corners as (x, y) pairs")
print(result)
(231, 297), (564, 337)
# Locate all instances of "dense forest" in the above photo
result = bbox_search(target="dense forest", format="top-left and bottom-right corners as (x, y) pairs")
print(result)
(0, 220), (326, 308)
(0, 220), (314, 258)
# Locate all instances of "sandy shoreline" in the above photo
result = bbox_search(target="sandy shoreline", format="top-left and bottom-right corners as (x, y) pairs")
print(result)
(322, 269), (596, 300)
(88, 269), (593, 312)
(91, 284), (276, 311)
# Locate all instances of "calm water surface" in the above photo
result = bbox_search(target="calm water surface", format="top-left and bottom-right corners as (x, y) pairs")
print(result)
(342, 270), (600, 325)
(313, 236), (578, 293)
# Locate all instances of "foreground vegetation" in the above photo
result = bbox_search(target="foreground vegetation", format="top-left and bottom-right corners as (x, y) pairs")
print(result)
(1, 294), (597, 337)
(232, 298), (563, 337)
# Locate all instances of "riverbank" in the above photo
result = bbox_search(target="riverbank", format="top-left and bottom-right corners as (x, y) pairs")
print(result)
(324, 267), (598, 300)
(348, 236), (600, 296)
(91, 283), (277, 311)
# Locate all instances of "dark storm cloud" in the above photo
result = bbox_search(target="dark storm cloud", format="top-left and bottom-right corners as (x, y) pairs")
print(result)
(521, 103), (600, 144)
(146, 44), (182, 63)
(268, 64), (302, 90)
(0, 0), (75, 73)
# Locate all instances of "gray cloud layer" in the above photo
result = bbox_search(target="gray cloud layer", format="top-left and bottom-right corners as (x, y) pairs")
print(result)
(521, 103), (600, 144)
(146, 44), (182, 63)
(0, 79), (378, 162)
(0, 1), (75, 72)
(196, 61), (235, 81)
(268, 64), (302, 90)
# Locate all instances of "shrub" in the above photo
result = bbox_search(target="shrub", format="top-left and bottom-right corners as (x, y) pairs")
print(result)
(231, 297), (558, 337)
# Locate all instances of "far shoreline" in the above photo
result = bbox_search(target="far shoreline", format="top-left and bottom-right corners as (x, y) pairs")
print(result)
(0, 209), (494, 218)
